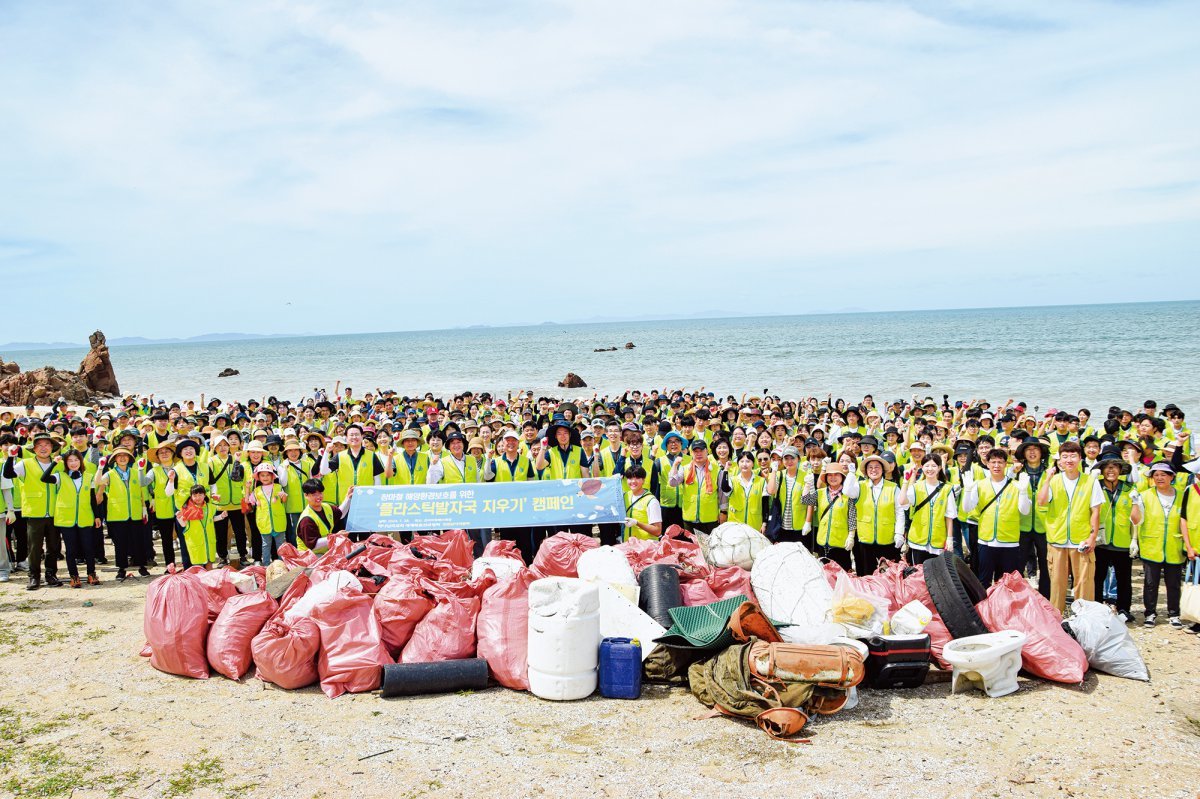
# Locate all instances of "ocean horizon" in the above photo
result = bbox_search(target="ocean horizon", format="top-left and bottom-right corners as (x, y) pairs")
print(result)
(5, 300), (1197, 411)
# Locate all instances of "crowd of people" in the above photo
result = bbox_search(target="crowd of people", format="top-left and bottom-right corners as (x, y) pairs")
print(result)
(2, 386), (1197, 631)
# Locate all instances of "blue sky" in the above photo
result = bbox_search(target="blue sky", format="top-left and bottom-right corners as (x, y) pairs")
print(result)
(1, 0), (1197, 341)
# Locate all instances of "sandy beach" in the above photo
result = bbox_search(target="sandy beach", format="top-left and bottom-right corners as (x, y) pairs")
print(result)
(1, 559), (1198, 799)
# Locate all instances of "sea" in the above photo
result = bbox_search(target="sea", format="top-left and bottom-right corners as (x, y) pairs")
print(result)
(6, 301), (1198, 412)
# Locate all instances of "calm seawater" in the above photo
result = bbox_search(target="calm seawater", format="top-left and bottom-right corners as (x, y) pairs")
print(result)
(8, 302), (1198, 411)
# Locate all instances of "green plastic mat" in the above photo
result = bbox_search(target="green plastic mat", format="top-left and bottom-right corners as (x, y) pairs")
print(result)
(654, 595), (751, 651)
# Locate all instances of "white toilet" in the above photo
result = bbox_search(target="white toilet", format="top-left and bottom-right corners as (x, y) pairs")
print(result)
(941, 630), (1027, 698)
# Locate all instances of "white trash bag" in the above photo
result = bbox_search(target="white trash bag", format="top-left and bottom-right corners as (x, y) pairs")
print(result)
(1066, 599), (1149, 681)
(705, 522), (771, 570)
(890, 601), (933, 636)
(751, 542), (833, 641)
(576, 546), (638, 587)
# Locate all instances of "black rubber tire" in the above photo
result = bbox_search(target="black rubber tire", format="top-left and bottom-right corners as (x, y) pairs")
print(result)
(924, 553), (989, 639)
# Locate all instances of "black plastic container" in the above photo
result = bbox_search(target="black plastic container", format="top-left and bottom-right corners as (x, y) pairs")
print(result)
(865, 634), (931, 689)
(380, 658), (490, 697)
(639, 564), (683, 629)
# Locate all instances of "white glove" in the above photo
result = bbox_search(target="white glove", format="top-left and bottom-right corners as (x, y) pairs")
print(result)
(844, 531), (855, 551)
(802, 522), (812, 535)
(1129, 537), (1139, 559)
(893, 531), (905, 549)
(803, 474), (814, 490)
(624, 517), (638, 527)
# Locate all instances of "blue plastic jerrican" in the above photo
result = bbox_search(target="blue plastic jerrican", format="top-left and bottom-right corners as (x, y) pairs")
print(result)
(599, 637), (642, 699)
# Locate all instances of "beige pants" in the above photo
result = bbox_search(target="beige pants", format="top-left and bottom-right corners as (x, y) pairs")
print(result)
(1048, 545), (1096, 613)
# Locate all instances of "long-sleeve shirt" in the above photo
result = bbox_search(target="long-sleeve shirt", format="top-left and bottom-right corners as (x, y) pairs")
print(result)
(800, 477), (860, 531)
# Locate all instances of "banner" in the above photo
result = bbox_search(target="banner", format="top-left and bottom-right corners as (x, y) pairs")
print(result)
(345, 477), (625, 532)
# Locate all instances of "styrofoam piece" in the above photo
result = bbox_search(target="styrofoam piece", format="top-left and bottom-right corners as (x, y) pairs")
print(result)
(470, 556), (523, 582)
(598, 583), (665, 662)
(577, 546), (637, 586)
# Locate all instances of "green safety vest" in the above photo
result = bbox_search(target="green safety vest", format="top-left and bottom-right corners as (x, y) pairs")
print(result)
(438, 455), (479, 484)
(544, 446), (583, 480)
(104, 466), (146, 523)
(727, 474), (766, 529)
(1045, 472), (1097, 546)
(297, 502), (334, 552)
(1137, 488), (1184, 565)
(335, 449), (379, 499)
(1097, 482), (1135, 550)
(253, 485), (289, 536)
(680, 463), (721, 524)
(390, 451), (430, 485)
(19, 456), (57, 518)
(775, 471), (806, 531)
(492, 454), (531, 482)
(855, 479), (898, 545)
(816, 488), (851, 549)
(149, 464), (177, 520)
(180, 503), (218, 565)
(624, 491), (657, 541)
(282, 458), (312, 513)
(54, 472), (96, 528)
(975, 478), (1022, 545)
(908, 481), (951, 549)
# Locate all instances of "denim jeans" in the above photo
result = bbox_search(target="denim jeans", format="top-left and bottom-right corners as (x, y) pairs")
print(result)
(260, 532), (286, 566)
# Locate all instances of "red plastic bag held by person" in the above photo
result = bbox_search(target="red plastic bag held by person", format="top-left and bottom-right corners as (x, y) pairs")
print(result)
(144, 567), (211, 679)
(207, 590), (277, 680)
(975, 571), (1088, 683)
(476, 569), (536, 690)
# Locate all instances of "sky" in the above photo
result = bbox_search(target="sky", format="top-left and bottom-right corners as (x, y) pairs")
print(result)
(1, 0), (1198, 341)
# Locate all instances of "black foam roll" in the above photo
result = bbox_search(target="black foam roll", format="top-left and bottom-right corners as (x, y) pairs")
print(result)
(639, 564), (682, 629)
(380, 658), (490, 697)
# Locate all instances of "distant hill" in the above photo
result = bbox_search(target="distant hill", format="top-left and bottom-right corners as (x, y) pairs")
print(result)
(1, 332), (298, 351)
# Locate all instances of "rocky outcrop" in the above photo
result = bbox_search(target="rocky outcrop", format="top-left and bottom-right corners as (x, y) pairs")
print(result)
(593, 346), (617, 352)
(910, 382), (931, 388)
(218, 368), (239, 377)
(624, 341), (635, 349)
(0, 330), (120, 405)
(78, 331), (120, 395)
(558, 373), (587, 389)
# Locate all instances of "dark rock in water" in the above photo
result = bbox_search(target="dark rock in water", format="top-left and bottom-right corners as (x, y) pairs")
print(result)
(593, 346), (617, 352)
(218, 368), (240, 377)
(558, 372), (587, 388)
(911, 382), (931, 388)
(625, 342), (635, 349)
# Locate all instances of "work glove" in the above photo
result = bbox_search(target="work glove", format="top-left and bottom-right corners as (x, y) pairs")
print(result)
(624, 517), (638, 528)
(802, 522), (812, 536)
(1129, 538), (1139, 559)
(5, 510), (14, 525)
(893, 531), (905, 549)
(844, 531), (855, 551)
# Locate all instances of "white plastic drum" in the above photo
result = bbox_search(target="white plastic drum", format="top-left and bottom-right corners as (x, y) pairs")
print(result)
(527, 577), (601, 700)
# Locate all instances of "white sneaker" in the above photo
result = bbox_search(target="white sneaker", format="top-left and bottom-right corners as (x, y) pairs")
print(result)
(1169, 616), (1184, 629)
(0, 573), (9, 583)
(1143, 613), (1157, 628)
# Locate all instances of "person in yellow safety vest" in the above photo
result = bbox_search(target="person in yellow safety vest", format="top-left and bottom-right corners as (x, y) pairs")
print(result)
(722, 451), (768, 535)
(93, 446), (151, 581)
(1089, 446), (1142, 623)
(668, 439), (723, 534)
(316, 424), (385, 505)
(1136, 461), (1194, 628)
(651, 431), (688, 534)
(767, 446), (810, 547)
(3, 432), (64, 590)
(855, 453), (907, 577)
(1014, 435), (1052, 600)
(386, 429), (431, 485)
(247, 462), (289, 567)
(1036, 441), (1102, 614)
(295, 479), (355, 553)
(533, 416), (585, 480)
(41, 450), (102, 588)
(799, 460), (860, 571)
(621, 427), (656, 494)
(623, 466), (662, 541)
(207, 435), (249, 566)
(427, 432), (485, 552)
(0, 458), (13, 583)
(174, 484), (224, 569)
(280, 439), (314, 545)
(903, 454), (956, 567)
(146, 441), (181, 567)
(1162, 405), (1192, 459)
(949, 441), (985, 565)
(483, 430), (536, 561)
(593, 422), (628, 547)
(964, 448), (1032, 587)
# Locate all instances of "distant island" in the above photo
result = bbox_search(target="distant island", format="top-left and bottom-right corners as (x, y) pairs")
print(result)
(1, 332), (300, 352)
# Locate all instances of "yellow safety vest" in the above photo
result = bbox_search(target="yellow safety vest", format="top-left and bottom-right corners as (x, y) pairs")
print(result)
(727, 474), (766, 529)
(816, 488), (851, 549)
(253, 485), (289, 536)
(297, 502), (334, 552)
(104, 466), (146, 523)
(855, 479), (898, 545)
(624, 491), (657, 541)
(1137, 488), (1185, 565)
(1045, 473), (1096, 546)
(53, 472), (96, 528)
(975, 478), (1022, 545)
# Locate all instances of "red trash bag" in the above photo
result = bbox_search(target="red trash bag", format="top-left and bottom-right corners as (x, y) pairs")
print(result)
(482, 539), (526, 564)
(896, 564), (952, 670)
(706, 566), (757, 604)
(975, 571), (1088, 684)
(680, 576), (719, 607)
(401, 582), (481, 663)
(239, 565), (268, 591)
(532, 532), (599, 578)
(276, 542), (318, 568)
(251, 617), (321, 689)
(207, 590), (277, 680)
(374, 573), (435, 660)
(614, 537), (660, 576)
(188, 566), (240, 623)
(144, 568), (210, 679)
(476, 569), (536, 690)
(309, 584), (392, 698)
(412, 529), (474, 569)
